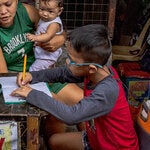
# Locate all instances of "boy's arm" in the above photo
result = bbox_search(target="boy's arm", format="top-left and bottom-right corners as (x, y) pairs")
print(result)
(26, 81), (118, 125)
(30, 66), (83, 84)
(27, 23), (60, 42)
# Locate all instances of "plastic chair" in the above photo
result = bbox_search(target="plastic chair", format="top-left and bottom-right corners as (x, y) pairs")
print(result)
(112, 18), (150, 62)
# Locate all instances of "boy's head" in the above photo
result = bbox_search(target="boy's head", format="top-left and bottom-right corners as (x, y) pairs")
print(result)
(67, 24), (112, 66)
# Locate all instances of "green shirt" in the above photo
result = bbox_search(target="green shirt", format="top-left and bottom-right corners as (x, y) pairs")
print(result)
(0, 2), (35, 72)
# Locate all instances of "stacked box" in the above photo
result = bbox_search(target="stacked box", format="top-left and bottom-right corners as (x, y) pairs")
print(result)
(116, 62), (150, 121)
(117, 62), (150, 102)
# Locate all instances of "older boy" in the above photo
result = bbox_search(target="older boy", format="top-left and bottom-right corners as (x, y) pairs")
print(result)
(11, 24), (139, 150)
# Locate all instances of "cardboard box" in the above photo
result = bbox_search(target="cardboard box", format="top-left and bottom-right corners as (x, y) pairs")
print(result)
(116, 62), (150, 121)
(117, 62), (150, 104)
(127, 79), (150, 103)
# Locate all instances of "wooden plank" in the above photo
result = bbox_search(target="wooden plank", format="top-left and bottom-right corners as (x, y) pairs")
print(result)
(27, 116), (39, 150)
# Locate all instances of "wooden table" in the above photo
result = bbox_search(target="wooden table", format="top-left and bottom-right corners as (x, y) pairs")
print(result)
(0, 73), (47, 150)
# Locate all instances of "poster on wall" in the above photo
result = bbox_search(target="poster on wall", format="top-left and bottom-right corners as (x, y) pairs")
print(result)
(0, 121), (18, 150)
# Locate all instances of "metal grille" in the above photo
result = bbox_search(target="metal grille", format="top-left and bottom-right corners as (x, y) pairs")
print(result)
(62, 0), (110, 29)
(61, 0), (116, 38)
(20, 0), (116, 38)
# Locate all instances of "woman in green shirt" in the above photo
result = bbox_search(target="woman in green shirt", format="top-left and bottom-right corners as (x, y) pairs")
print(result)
(0, 0), (84, 141)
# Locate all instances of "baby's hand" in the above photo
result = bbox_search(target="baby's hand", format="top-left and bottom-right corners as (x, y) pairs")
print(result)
(26, 33), (36, 42)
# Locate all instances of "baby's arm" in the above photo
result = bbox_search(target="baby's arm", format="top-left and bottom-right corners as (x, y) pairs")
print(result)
(27, 22), (61, 42)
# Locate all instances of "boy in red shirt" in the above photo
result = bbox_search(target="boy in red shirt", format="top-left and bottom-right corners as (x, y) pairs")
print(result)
(11, 24), (139, 150)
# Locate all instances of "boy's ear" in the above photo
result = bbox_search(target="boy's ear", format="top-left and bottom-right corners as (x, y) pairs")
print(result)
(88, 65), (98, 74)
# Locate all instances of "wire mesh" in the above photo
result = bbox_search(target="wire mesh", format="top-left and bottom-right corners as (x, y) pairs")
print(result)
(62, 0), (110, 30)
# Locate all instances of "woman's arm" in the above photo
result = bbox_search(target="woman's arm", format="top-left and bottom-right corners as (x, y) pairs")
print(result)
(0, 47), (8, 73)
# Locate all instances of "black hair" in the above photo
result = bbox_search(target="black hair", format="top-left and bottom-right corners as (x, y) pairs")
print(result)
(41, 0), (63, 7)
(68, 24), (112, 66)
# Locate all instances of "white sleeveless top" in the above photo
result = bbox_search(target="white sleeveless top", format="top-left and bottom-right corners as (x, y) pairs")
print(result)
(34, 17), (63, 60)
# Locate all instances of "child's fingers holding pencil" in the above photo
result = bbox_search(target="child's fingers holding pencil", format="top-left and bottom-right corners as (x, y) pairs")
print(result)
(16, 72), (32, 87)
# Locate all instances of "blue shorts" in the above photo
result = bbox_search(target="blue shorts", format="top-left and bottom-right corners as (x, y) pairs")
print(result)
(82, 131), (92, 150)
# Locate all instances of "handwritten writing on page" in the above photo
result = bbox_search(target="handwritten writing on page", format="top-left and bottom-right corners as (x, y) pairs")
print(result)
(0, 76), (52, 104)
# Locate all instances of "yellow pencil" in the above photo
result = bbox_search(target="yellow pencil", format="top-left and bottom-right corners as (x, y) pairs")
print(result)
(22, 54), (27, 80)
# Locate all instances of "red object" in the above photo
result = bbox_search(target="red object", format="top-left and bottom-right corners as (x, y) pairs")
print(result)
(129, 105), (141, 122)
(84, 66), (139, 150)
(117, 62), (150, 78)
(116, 62), (150, 122)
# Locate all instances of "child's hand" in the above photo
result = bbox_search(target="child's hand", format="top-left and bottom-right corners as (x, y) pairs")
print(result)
(11, 85), (33, 98)
(17, 72), (32, 87)
(26, 33), (36, 42)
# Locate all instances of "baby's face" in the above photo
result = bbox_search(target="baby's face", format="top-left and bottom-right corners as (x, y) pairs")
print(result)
(39, 0), (63, 22)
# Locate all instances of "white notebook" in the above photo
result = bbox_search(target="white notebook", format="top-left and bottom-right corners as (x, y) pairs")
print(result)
(0, 76), (52, 104)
